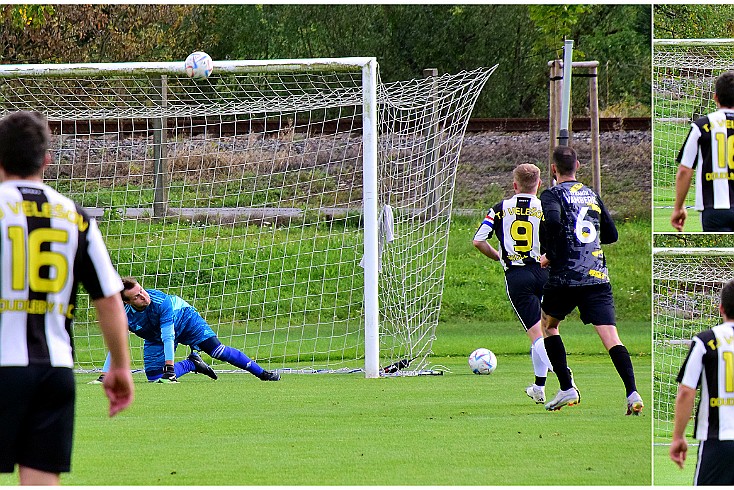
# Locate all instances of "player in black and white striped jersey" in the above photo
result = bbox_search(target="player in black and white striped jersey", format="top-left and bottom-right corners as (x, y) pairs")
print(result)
(473, 163), (573, 405)
(671, 278), (734, 485)
(0, 111), (133, 485)
(672, 71), (734, 232)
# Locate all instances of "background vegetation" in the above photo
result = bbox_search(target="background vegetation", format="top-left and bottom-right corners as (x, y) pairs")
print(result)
(654, 4), (734, 39)
(1, 4), (650, 118)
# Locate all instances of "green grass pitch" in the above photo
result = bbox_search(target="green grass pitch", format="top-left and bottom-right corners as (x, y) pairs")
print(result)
(0, 320), (651, 486)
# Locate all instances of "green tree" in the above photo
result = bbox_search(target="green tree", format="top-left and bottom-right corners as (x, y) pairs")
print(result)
(654, 5), (734, 39)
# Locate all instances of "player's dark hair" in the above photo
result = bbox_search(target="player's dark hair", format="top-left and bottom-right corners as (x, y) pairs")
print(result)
(552, 145), (577, 176)
(721, 279), (734, 319)
(716, 71), (734, 108)
(513, 163), (541, 193)
(120, 276), (139, 302)
(0, 111), (50, 177)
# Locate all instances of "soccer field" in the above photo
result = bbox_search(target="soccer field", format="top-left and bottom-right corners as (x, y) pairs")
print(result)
(1, 320), (651, 486)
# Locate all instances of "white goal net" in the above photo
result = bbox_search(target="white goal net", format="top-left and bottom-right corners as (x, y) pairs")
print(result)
(653, 39), (734, 210)
(0, 58), (495, 376)
(653, 247), (734, 441)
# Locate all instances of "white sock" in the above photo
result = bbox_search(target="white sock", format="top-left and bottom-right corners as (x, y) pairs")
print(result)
(531, 337), (553, 377)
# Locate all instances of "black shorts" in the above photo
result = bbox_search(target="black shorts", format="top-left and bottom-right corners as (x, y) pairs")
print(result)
(695, 439), (734, 485)
(0, 366), (76, 474)
(541, 282), (616, 326)
(504, 264), (548, 330)
(702, 208), (734, 232)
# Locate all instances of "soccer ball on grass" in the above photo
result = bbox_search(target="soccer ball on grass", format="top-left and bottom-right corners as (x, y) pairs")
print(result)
(468, 348), (497, 375)
(185, 51), (213, 79)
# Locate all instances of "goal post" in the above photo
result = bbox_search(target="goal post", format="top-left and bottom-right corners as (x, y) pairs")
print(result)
(652, 247), (734, 442)
(652, 38), (734, 211)
(0, 57), (496, 377)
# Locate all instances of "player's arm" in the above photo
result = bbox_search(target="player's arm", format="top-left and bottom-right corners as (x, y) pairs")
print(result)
(158, 295), (176, 365)
(597, 196), (618, 245)
(671, 165), (694, 232)
(671, 125), (700, 232)
(77, 218), (134, 415)
(94, 294), (134, 417)
(539, 190), (562, 261)
(472, 207), (500, 261)
(670, 383), (696, 469)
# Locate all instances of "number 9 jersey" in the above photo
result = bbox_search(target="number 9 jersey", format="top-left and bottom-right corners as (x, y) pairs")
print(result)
(540, 180), (618, 287)
(0, 181), (122, 368)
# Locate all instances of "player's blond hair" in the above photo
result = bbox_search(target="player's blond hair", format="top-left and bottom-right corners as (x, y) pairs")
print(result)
(513, 163), (541, 193)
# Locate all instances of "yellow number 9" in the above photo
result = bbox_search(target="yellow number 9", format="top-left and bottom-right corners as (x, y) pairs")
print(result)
(510, 221), (533, 253)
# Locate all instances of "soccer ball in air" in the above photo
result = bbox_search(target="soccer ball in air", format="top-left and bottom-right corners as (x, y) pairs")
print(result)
(468, 348), (497, 375)
(185, 51), (213, 79)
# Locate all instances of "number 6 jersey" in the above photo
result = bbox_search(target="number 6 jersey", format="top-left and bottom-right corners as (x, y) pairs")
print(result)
(0, 181), (122, 368)
(540, 180), (618, 287)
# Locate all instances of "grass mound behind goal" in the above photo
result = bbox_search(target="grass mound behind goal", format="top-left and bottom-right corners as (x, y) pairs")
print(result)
(0, 58), (495, 376)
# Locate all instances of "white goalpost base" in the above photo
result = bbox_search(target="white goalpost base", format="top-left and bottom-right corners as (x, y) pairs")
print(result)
(0, 58), (496, 377)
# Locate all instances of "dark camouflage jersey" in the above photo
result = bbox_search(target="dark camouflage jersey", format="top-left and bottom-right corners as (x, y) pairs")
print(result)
(539, 180), (618, 287)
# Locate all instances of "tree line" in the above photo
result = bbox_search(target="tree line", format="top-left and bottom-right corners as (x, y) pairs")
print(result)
(0, 4), (651, 118)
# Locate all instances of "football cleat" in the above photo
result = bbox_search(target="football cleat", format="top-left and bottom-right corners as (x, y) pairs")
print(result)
(259, 370), (281, 381)
(525, 384), (546, 404)
(156, 376), (179, 384)
(88, 374), (105, 385)
(568, 367), (580, 404)
(545, 387), (580, 411)
(626, 391), (644, 416)
(187, 351), (218, 380)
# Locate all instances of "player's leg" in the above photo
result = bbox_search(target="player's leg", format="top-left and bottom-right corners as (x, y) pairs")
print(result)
(197, 336), (280, 381)
(18, 466), (60, 485)
(505, 266), (551, 402)
(17, 367), (74, 484)
(580, 283), (643, 415)
(143, 341), (198, 382)
(540, 285), (580, 411)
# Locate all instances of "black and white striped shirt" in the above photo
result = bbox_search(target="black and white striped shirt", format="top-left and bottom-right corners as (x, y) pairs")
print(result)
(0, 181), (122, 368)
(677, 109), (734, 211)
(677, 322), (734, 441)
(473, 193), (543, 270)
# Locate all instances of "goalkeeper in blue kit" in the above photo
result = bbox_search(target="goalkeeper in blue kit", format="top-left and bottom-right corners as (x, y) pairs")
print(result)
(92, 277), (280, 383)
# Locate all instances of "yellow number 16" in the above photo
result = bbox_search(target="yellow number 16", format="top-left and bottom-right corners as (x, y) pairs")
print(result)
(8, 226), (69, 293)
(715, 132), (734, 169)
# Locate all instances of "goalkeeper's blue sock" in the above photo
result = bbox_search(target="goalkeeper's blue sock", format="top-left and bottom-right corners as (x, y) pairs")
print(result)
(145, 360), (195, 381)
(210, 344), (264, 377)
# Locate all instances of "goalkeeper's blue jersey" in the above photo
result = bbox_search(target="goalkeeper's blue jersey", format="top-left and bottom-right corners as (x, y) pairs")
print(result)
(125, 289), (212, 351)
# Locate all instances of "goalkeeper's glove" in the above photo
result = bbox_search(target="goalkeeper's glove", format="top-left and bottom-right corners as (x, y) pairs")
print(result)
(159, 364), (178, 383)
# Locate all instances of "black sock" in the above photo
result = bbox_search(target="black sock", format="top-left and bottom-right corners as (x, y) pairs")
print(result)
(535, 376), (546, 387)
(609, 344), (637, 397)
(544, 335), (572, 390)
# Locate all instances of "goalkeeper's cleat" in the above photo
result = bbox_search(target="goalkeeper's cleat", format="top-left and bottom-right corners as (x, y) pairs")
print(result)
(156, 375), (179, 384)
(88, 374), (105, 385)
(258, 370), (281, 381)
(544, 387), (580, 411)
(187, 351), (218, 380)
(525, 384), (546, 404)
(626, 391), (644, 416)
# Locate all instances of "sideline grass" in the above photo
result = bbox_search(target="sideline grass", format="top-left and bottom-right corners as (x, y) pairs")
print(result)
(654, 443), (695, 485)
